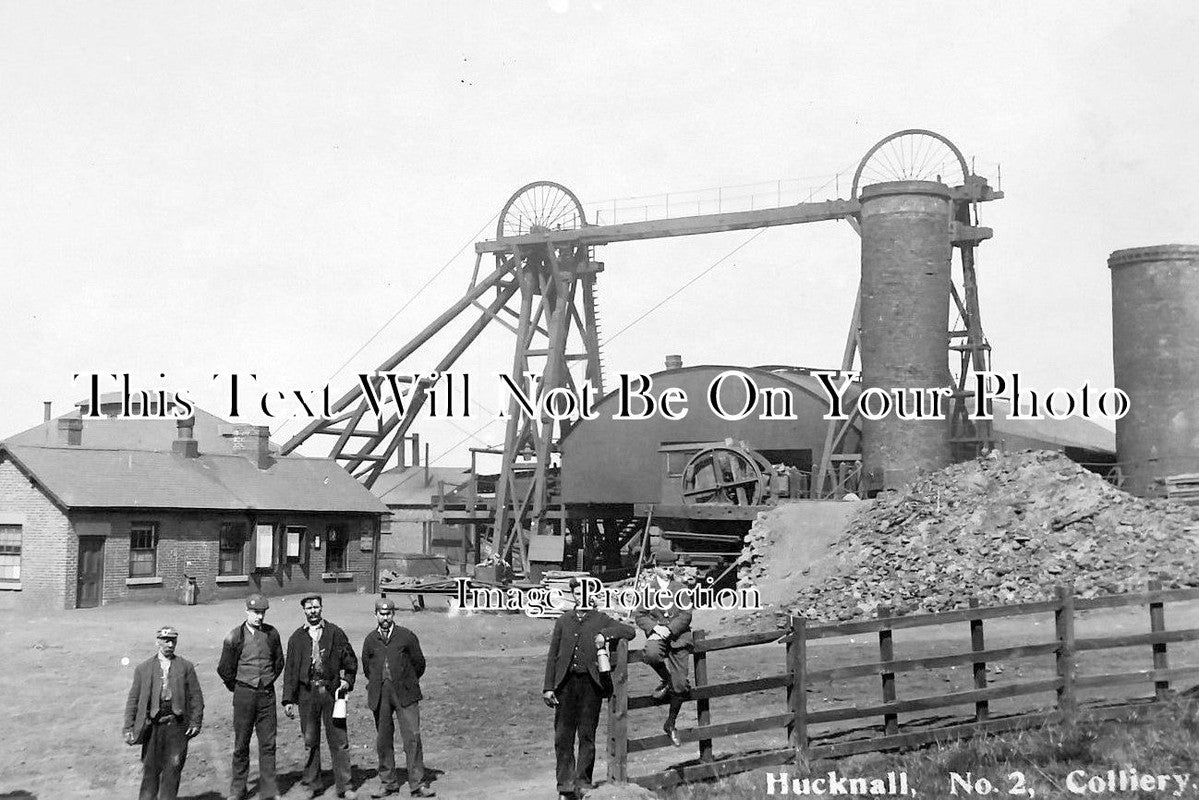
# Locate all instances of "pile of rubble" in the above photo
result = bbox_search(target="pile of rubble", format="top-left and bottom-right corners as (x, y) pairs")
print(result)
(774, 450), (1199, 622)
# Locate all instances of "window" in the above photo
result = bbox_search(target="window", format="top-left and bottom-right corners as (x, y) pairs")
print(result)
(326, 526), (348, 571)
(254, 524), (274, 570)
(285, 525), (307, 564)
(219, 522), (246, 576)
(0, 524), (20, 583)
(129, 522), (158, 578)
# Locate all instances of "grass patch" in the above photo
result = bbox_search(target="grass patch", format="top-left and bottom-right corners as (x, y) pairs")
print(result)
(660, 698), (1199, 799)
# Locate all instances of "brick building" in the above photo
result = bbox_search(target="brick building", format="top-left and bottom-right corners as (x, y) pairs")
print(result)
(0, 401), (388, 609)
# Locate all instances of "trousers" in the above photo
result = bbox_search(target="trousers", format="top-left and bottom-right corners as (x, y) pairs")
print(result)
(553, 672), (603, 794)
(231, 684), (277, 798)
(139, 715), (188, 800)
(298, 684), (351, 791)
(374, 687), (425, 790)
(642, 639), (691, 728)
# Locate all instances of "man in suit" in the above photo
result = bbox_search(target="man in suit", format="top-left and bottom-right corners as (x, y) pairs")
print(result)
(122, 626), (204, 800)
(217, 593), (286, 800)
(361, 597), (435, 798)
(635, 549), (693, 746)
(543, 578), (636, 800)
(283, 594), (359, 799)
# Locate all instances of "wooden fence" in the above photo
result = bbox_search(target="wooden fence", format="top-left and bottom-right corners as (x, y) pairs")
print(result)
(606, 583), (1199, 790)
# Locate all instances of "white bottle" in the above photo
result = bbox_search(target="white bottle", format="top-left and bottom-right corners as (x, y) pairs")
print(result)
(595, 634), (611, 674)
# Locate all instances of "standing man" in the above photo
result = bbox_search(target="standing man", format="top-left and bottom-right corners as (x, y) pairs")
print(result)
(635, 549), (693, 746)
(122, 626), (204, 800)
(282, 594), (359, 800)
(361, 597), (435, 798)
(543, 578), (636, 800)
(217, 593), (285, 800)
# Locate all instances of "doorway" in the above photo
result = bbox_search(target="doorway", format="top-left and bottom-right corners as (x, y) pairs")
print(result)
(76, 536), (105, 608)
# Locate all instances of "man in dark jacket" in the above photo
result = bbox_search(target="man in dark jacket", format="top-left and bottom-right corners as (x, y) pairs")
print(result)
(543, 579), (636, 800)
(123, 626), (204, 800)
(217, 593), (286, 800)
(361, 597), (434, 798)
(635, 549), (693, 746)
(282, 594), (359, 799)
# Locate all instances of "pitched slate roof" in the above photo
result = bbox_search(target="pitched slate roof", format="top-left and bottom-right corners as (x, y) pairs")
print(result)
(370, 465), (471, 506)
(1, 410), (386, 514)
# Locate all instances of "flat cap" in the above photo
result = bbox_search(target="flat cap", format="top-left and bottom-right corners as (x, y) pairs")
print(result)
(155, 626), (179, 639)
(246, 593), (270, 611)
(299, 594), (323, 606)
(375, 597), (397, 612)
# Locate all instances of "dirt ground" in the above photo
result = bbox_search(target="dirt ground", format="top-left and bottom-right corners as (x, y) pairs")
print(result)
(1, 592), (1196, 800)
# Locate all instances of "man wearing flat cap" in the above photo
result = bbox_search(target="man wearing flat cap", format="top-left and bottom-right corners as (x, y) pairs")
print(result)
(361, 597), (435, 798)
(635, 548), (693, 746)
(283, 594), (359, 799)
(123, 626), (204, 800)
(543, 578), (636, 800)
(217, 593), (285, 800)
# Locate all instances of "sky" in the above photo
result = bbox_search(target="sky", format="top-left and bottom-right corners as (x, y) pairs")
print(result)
(2, 2), (1196, 469)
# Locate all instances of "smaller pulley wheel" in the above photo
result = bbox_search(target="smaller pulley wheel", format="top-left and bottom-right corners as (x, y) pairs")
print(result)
(497, 181), (587, 239)
(681, 446), (769, 506)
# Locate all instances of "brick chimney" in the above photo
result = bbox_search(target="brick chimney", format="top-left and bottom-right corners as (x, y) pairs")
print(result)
(43, 402), (52, 423)
(665, 354), (683, 370)
(228, 424), (273, 469)
(173, 417), (199, 458)
(57, 418), (83, 446)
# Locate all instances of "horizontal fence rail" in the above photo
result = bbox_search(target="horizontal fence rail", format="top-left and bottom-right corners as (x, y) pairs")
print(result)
(605, 581), (1199, 790)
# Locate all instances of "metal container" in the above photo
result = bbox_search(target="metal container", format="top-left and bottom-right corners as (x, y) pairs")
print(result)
(858, 180), (954, 492)
(1109, 244), (1199, 496)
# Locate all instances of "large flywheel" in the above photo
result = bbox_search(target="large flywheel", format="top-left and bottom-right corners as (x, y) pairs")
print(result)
(496, 181), (587, 239)
(851, 129), (969, 197)
(681, 444), (771, 505)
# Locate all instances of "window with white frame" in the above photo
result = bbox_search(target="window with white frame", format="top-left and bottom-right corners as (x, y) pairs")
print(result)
(0, 524), (20, 583)
(129, 522), (159, 578)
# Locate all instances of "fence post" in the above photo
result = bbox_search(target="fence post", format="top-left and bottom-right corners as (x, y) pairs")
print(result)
(787, 615), (808, 754)
(1148, 579), (1171, 700)
(607, 639), (629, 782)
(693, 631), (713, 762)
(877, 606), (898, 736)
(969, 597), (989, 722)
(1054, 584), (1077, 724)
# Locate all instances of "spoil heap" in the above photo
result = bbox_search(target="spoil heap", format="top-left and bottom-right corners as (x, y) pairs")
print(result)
(765, 451), (1199, 623)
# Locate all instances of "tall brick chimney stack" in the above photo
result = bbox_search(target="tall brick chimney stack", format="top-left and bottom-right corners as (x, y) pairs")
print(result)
(229, 424), (273, 470)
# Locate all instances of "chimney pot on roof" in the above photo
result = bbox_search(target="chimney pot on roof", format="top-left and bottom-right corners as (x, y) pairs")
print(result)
(665, 354), (683, 370)
(43, 401), (52, 423)
(57, 417), (83, 446)
(410, 434), (420, 472)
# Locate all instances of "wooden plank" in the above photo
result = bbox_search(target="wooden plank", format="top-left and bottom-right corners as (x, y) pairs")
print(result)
(788, 615), (807, 752)
(607, 638), (629, 782)
(1075, 628), (1199, 651)
(807, 642), (1061, 681)
(806, 678), (1063, 725)
(804, 599), (1060, 639)
(807, 710), (1062, 759)
(1075, 666), (1199, 690)
(628, 674), (790, 710)
(693, 631), (713, 762)
(877, 606), (898, 736)
(626, 713), (792, 754)
(1149, 580), (1170, 700)
(630, 748), (794, 791)
(1074, 586), (1199, 610)
(696, 629), (788, 652)
(1056, 585), (1077, 723)
(970, 598), (989, 722)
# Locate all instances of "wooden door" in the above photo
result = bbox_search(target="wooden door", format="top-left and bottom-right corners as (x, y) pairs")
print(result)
(76, 536), (105, 608)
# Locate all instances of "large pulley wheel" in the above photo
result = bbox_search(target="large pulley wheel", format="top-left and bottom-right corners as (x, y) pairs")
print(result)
(851, 129), (969, 198)
(496, 181), (587, 239)
(681, 446), (770, 505)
